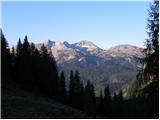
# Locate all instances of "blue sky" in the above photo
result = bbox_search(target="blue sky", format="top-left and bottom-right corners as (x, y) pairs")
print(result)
(2, 1), (151, 49)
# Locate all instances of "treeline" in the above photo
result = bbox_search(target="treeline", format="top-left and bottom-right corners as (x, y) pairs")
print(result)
(1, 31), (126, 118)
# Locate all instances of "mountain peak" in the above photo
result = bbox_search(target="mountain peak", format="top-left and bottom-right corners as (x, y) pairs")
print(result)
(44, 40), (55, 49)
(71, 40), (102, 54)
(77, 40), (95, 46)
(104, 44), (144, 58)
(76, 40), (101, 49)
(107, 44), (140, 49)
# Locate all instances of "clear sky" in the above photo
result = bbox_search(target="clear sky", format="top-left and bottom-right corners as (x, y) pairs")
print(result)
(2, 1), (151, 49)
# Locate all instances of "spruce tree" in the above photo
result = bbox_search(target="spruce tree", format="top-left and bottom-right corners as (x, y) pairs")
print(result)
(137, 0), (159, 85)
(112, 93), (118, 117)
(84, 80), (96, 116)
(97, 89), (104, 115)
(1, 30), (11, 88)
(74, 70), (82, 108)
(22, 36), (33, 90)
(39, 44), (58, 98)
(15, 38), (22, 83)
(136, 2), (159, 117)
(16, 38), (23, 57)
(10, 46), (16, 81)
(104, 85), (112, 117)
(117, 90), (124, 118)
(69, 70), (75, 106)
(79, 82), (85, 110)
(59, 71), (66, 102)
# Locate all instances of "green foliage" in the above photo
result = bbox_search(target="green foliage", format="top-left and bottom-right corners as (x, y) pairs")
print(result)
(84, 80), (96, 116)
(96, 89), (104, 115)
(137, 1), (159, 85)
(59, 57), (138, 95)
(11, 36), (59, 99)
(103, 85), (112, 117)
(125, 80), (142, 99)
(69, 70), (85, 110)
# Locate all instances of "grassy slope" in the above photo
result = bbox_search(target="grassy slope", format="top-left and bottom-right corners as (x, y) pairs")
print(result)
(1, 82), (91, 119)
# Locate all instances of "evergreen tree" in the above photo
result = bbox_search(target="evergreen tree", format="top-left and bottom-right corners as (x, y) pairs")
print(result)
(1, 30), (11, 88)
(29, 43), (41, 93)
(79, 82), (85, 110)
(74, 70), (82, 108)
(49, 50), (59, 98)
(68, 70), (83, 109)
(33, 51), (41, 93)
(118, 90), (123, 102)
(10, 46), (16, 81)
(23, 36), (30, 54)
(22, 36), (33, 90)
(16, 38), (23, 56)
(137, 0), (159, 85)
(136, 1), (159, 117)
(11, 46), (15, 58)
(69, 70), (75, 105)
(84, 80), (96, 116)
(14, 38), (22, 83)
(125, 80), (142, 99)
(90, 83), (96, 117)
(59, 71), (66, 102)
(104, 85), (112, 117)
(112, 93), (118, 117)
(117, 90), (124, 117)
(97, 89), (104, 115)
(39, 44), (59, 98)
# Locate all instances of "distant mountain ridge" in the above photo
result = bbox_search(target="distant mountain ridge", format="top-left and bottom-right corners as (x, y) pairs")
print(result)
(36, 40), (144, 95)
(104, 44), (144, 58)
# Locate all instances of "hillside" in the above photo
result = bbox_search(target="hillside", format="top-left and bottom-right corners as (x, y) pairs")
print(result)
(1, 83), (92, 119)
(36, 40), (144, 94)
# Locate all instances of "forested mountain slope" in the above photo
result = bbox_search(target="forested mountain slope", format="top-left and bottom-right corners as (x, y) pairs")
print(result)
(36, 40), (144, 94)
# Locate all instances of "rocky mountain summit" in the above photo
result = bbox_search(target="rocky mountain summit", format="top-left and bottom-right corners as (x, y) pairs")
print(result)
(103, 44), (144, 58)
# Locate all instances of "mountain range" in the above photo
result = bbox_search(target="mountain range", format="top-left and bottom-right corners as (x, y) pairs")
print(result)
(36, 40), (144, 95)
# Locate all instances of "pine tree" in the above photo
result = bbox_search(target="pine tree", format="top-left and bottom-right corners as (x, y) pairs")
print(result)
(69, 70), (75, 106)
(118, 90), (123, 102)
(10, 46), (16, 81)
(104, 85), (112, 117)
(48, 50), (59, 98)
(112, 93), (118, 117)
(16, 38), (23, 56)
(39, 44), (59, 98)
(15, 38), (23, 83)
(84, 80), (96, 116)
(97, 89), (104, 115)
(69, 70), (82, 108)
(1, 30), (11, 88)
(32, 50), (41, 93)
(136, 2), (159, 117)
(29, 43), (41, 93)
(23, 36), (30, 53)
(137, 0), (159, 85)
(11, 46), (15, 58)
(22, 36), (33, 89)
(117, 90), (124, 117)
(79, 82), (85, 110)
(59, 71), (66, 102)
(125, 80), (142, 99)
(74, 70), (82, 108)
